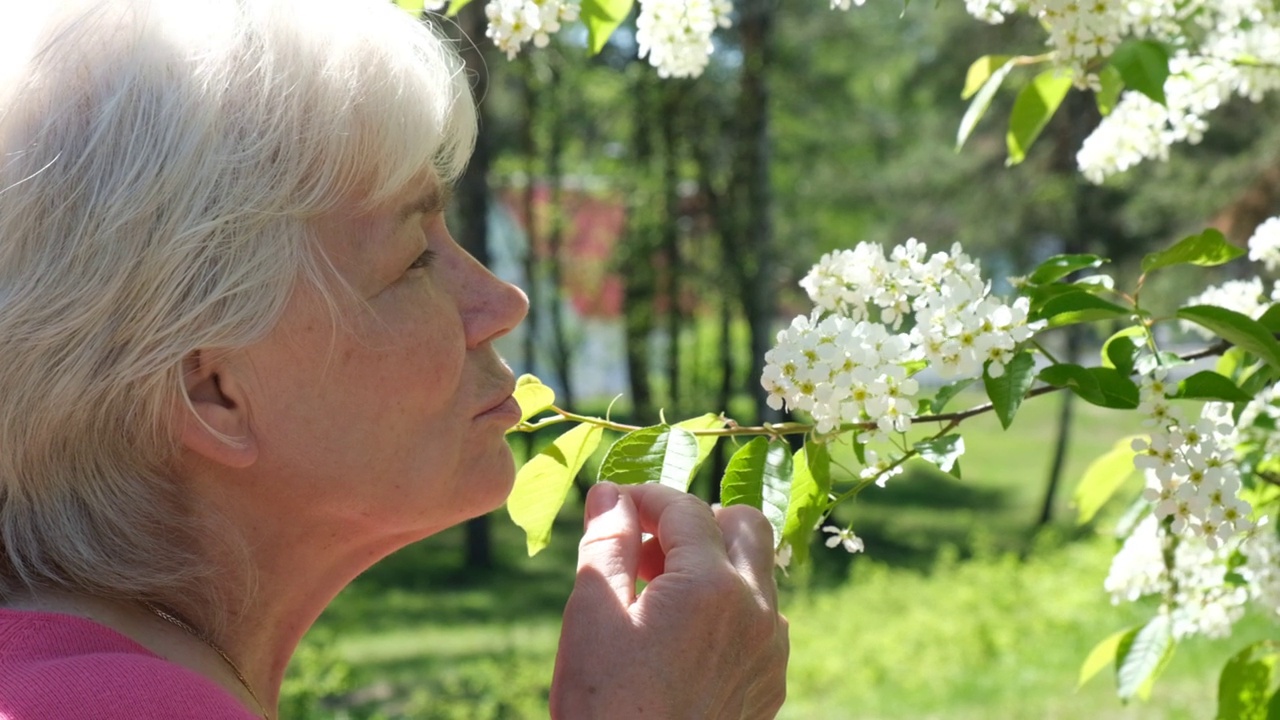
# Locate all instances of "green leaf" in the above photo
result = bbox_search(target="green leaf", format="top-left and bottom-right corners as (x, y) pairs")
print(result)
(1176, 371), (1254, 403)
(445, 0), (474, 15)
(1096, 64), (1124, 116)
(1218, 346), (1250, 380)
(507, 423), (603, 556)
(1217, 641), (1280, 720)
(1257, 304), (1280, 333)
(984, 352), (1036, 429)
(1039, 364), (1139, 409)
(962, 54), (1012, 100)
(1028, 253), (1106, 285)
(1006, 69), (1073, 166)
(931, 378), (976, 414)
(580, 0), (634, 55)
(598, 425), (702, 490)
(1033, 290), (1133, 329)
(1080, 628), (1133, 688)
(395, 0), (426, 13)
(913, 435), (964, 477)
(1135, 351), (1186, 377)
(1028, 280), (1119, 313)
(721, 438), (794, 545)
(782, 443), (832, 566)
(1178, 305), (1280, 372)
(1116, 614), (1172, 696)
(1117, 614), (1175, 701)
(513, 374), (555, 423)
(1101, 327), (1145, 375)
(1110, 40), (1170, 106)
(673, 413), (724, 481)
(1141, 229), (1244, 274)
(1073, 435), (1139, 525)
(956, 57), (1017, 151)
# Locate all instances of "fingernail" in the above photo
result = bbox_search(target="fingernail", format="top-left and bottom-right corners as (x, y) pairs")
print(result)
(585, 481), (620, 526)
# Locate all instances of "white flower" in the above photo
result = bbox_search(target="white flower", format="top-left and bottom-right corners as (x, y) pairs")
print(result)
(1180, 277), (1271, 338)
(823, 525), (865, 554)
(1248, 217), (1280, 273)
(635, 0), (731, 79)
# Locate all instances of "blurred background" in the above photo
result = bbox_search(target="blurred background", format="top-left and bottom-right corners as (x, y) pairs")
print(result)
(283, 1), (1280, 717)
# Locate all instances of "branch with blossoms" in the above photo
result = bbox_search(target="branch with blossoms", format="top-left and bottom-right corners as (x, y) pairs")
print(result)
(505, 223), (1280, 707)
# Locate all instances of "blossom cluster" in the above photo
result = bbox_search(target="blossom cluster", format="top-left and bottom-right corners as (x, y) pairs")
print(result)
(761, 239), (1042, 437)
(482, 0), (580, 59)
(1027, 0), (1123, 87)
(1132, 371), (1253, 549)
(1104, 514), (1249, 639)
(1074, 2), (1280, 182)
(636, 0), (732, 79)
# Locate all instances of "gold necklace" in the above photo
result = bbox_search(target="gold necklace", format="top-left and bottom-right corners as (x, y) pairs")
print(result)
(141, 601), (271, 720)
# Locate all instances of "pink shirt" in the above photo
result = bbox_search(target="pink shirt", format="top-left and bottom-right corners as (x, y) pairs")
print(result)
(0, 608), (258, 719)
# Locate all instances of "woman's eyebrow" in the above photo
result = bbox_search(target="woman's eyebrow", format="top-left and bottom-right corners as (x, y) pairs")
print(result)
(396, 185), (453, 225)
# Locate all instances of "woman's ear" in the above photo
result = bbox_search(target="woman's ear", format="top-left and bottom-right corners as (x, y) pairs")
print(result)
(179, 350), (258, 469)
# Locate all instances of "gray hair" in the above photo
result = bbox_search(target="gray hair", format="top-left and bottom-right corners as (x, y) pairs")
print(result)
(0, 0), (475, 621)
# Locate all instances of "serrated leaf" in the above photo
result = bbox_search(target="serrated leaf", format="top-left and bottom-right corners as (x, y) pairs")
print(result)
(1176, 371), (1253, 403)
(1033, 290), (1133, 328)
(1039, 364), (1139, 409)
(1141, 228), (1244, 274)
(507, 423), (603, 556)
(913, 435), (964, 477)
(395, 0), (426, 13)
(1258, 304), (1280, 333)
(957, 57), (1017, 151)
(673, 413), (725, 483)
(1096, 64), (1124, 116)
(1028, 253), (1106, 285)
(1102, 327), (1145, 374)
(1178, 305), (1280, 372)
(598, 425), (701, 490)
(931, 378), (976, 414)
(1217, 346), (1250, 380)
(782, 443), (832, 566)
(984, 352), (1036, 429)
(1073, 436), (1139, 525)
(1135, 351), (1186, 377)
(721, 437), (794, 545)
(1080, 628), (1132, 688)
(1028, 280), (1118, 313)
(580, 0), (634, 55)
(1218, 641), (1280, 720)
(1006, 69), (1073, 166)
(1110, 40), (1170, 106)
(513, 374), (555, 423)
(1117, 614), (1174, 701)
(962, 54), (1012, 100)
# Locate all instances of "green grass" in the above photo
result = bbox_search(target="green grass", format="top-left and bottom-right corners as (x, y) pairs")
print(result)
(282, 390), (1275, 718)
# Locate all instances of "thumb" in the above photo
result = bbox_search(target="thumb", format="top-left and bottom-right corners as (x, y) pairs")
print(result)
(575, 481), (640, 606)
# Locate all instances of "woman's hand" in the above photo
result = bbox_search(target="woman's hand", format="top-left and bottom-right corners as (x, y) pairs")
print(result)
(550, 482), (789, 719)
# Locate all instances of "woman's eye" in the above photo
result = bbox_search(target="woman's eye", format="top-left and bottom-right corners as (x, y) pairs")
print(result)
(408, 248), (437, 272)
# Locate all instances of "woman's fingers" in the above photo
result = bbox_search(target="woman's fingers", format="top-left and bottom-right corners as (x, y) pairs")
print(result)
(574, 481), (641, 607)
(715, 504), (780, 611)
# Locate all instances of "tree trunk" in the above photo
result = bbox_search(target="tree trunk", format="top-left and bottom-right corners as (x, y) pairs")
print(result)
(545, 59), (575, 411)
(622, 72), (659, 423)
(455, 2), (495, 570)
(732, 0), (779, 424)
(661, 84), (683, 414)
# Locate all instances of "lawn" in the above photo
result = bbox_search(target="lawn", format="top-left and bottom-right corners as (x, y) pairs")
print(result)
(282, 389), (1278, 718)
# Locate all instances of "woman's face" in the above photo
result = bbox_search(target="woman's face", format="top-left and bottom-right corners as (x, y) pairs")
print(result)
(230, 176), (528, 543)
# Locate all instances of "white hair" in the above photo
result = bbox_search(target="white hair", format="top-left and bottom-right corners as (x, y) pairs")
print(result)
(0, 0), (475, 622)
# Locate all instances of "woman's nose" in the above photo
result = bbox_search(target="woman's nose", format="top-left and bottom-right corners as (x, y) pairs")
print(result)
(461, 252), (529, 349)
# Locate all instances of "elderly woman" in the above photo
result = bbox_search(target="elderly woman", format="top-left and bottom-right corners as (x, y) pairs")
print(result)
(0, 1), (787, 718)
